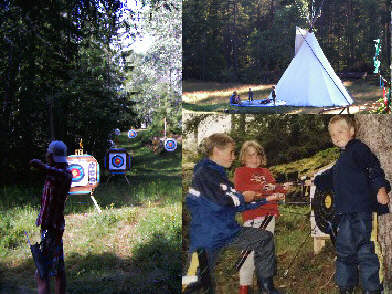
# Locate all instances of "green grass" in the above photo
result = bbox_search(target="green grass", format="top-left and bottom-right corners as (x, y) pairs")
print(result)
(182, 148), (367, 294)
(182, 79), (382, 114)
(0, 130), (181, 294)
(270, 147), (340, 181)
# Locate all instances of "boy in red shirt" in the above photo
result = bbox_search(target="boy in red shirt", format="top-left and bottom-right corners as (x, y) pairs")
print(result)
(30, 141), (72, 294)
(234, 140), (285, 294)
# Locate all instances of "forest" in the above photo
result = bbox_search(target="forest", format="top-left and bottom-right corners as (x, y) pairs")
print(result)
(0, 0), (181, 185)
(183, 0), (391, 83)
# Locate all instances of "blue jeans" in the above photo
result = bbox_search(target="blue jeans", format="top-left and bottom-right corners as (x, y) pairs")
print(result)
(335, 212), (381, 291)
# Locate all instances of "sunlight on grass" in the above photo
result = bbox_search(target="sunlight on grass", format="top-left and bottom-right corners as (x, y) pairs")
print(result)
(0, 129), (181, 293)
(183, 83), (272, 103)
(183, 79), (383, 114)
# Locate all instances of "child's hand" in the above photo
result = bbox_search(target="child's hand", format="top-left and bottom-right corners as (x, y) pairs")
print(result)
(266, 193), (284, 202)
(29, 159), (43, 169)
(242, 191), (257, 202)
(377, 187), (390, 204)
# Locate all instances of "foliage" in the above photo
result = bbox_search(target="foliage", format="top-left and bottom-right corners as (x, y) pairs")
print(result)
(0, 1), (139, 185)
(183, 0), (390, 82)
(368, 98), (392, 114)
(124, 0), (181, 126)
(0, 130), (181, 293)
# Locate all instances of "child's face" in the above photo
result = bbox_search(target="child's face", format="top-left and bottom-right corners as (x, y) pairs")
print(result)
(243, 146), (261, 168)
(329, 120), (354, 148)
(212, 144), (235, 168)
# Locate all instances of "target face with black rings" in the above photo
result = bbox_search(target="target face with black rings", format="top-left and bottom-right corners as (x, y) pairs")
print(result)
(165, 138), (177, 151)
(69, 164), (85, 182)
(312, 188), (338, 246)
(112, 155), (125, 168)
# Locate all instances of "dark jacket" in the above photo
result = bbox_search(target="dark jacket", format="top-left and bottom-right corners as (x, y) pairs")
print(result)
(186, 158), (267, 251)
(315, 139), (390, 213)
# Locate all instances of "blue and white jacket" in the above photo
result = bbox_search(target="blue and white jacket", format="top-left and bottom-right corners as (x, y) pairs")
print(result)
(186, 158), (267, 252)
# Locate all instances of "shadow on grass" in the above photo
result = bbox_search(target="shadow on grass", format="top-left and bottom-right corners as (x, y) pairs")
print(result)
(0, 231), (181, 294)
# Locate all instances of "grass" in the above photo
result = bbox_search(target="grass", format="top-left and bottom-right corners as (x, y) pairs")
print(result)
(0, 130), (181, 294)
(182, 147), (369, 294)
(182, 79), (383, 114)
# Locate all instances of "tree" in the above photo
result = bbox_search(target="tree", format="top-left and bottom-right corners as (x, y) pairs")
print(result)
(355, 114), (392, 291)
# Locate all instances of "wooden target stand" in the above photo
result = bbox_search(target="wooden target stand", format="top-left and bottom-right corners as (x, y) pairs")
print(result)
(67, 147), (102, 213)
(310, 184), (332, 254)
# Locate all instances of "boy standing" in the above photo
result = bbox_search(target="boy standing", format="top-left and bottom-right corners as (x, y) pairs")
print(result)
(271, 86), (276, 106)
(248, 88), (254, 102)
(30, 141), (72, 294)
(186, 133), (283, 294)
(315, 116), (390, 294)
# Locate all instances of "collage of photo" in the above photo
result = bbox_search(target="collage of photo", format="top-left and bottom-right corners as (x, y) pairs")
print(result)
(1, 0), (392, 294)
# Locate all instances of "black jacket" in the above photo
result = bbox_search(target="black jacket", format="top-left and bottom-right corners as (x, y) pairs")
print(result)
(315, 139), (390, 213)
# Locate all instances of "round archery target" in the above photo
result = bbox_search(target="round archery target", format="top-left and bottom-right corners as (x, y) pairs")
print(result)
(112, 155), (125, 168)
(69, 164), (85, 182)
(108, 153), (128, 170)
(165, 138), (177, 151)
(128, 129), (137, 138)
(67, 155), (99, 193)
(114, 128), (120, 136)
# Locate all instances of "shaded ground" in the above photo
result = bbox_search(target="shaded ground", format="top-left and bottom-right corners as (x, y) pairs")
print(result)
(182, 78), (383, 114)
(0, 130), (181, 294)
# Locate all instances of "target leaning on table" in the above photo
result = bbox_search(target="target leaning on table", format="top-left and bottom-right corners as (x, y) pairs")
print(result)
(128, 129), (137, 138)
(104, 148), (131, 174)
(67, 155), (99, 194)
(165, 138), (177, 151)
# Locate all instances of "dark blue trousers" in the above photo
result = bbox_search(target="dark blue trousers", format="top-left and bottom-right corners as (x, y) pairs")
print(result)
(335, 212), (381, 291)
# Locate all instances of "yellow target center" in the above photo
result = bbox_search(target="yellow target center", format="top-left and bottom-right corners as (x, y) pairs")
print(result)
(325, 195), (332, 209)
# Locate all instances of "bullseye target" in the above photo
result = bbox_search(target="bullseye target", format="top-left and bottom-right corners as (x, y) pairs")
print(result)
(112, 155), (125, 168)
(67, 155), (99, 194)
(165, 138), (177, 151)
(128, 129), (137, 138)
(69, 164), (85, 182)
(105, 148), (131, 173)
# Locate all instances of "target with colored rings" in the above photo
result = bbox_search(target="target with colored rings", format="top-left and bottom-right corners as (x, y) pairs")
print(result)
(128, 129), (137, 138)
(69, 164), (85, 182)
(112, 155), (125, 168)
(165, 138), (177, 151)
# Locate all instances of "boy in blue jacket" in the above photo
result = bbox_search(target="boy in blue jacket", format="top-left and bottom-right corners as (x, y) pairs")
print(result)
(315, 115), (390, 294)
(186, 133), (284, 294)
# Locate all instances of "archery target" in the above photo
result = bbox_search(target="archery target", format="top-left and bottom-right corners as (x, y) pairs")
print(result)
(128, 129), (137, 138)
(68, 161), (89, 187)
(165, 138), (177, 151)
(69, 164), (84, 182)
(67, 155), (99, 194)
(109, 153), (127, 170)
(114, 128), (120, 136)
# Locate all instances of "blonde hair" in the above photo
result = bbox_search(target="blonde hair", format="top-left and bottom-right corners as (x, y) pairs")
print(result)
(239, 140), (267, 167)
(199, 133), (235, 157)
(328, 115), (356, 136)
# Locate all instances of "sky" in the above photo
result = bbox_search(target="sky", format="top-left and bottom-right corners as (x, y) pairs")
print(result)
(117, 0), (154, 54)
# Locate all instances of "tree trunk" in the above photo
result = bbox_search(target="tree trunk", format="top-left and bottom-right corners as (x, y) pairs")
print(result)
(355, 114), (392, 291)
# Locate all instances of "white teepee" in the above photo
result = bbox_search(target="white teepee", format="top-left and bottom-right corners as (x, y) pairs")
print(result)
(268, 27), (353, 107)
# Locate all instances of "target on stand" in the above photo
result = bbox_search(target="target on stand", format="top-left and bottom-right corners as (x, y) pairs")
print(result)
(69, 164), (85, 182)
(67, 155), (99, 194)
(165, 138), (177, 151)
(105, 148), (131, 173)
(114, 128), (120, 136)
(112, 155), (125, 168)
(128, 129), (137, 138)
